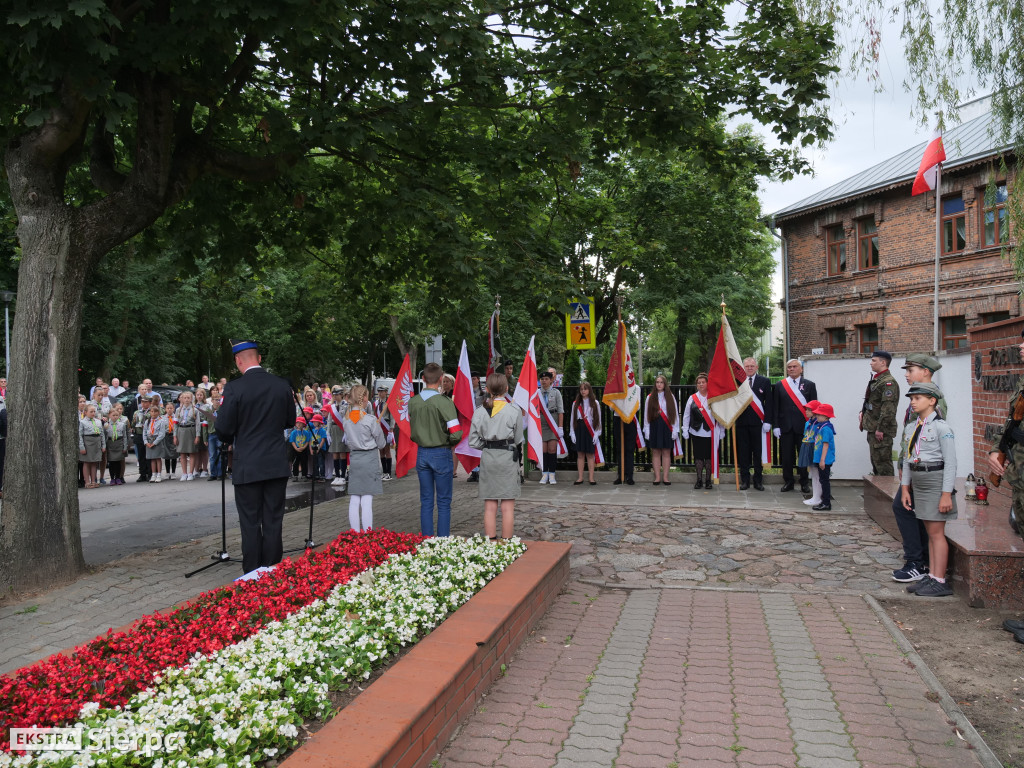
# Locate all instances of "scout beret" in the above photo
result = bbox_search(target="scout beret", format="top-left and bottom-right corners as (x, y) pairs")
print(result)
(871, 350), (892, 364)
(902, 353), (942, 373)
(906, 381), (943, 400)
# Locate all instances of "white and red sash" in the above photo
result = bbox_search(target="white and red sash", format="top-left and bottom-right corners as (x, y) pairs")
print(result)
(328, 403), (347, 438)
(574, 404), (605, 466)
(657, 400), (684, 458)
(635, 424), (646, 451)
(780, 378), (808, 414)
(748, 389), (772, 465)
(539, 394), (568, 457)
(690, 393), (720, 479)
(372, 400), (394, 444)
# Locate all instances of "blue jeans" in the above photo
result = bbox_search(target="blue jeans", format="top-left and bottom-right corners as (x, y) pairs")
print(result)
(417, 446), (453, 536)
(208, 432), (223, 477)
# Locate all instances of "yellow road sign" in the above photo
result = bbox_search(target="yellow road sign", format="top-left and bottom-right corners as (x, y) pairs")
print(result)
(566, 298), (596, 350)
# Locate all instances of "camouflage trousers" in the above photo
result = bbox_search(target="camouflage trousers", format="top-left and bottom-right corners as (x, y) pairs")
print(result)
(867, 432), (894, 476)
(1002, 447), (1024, 536)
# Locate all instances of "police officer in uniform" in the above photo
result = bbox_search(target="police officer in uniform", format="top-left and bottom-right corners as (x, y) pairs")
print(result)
(859, 350), (899, 475)
(215, 339), (295, 574)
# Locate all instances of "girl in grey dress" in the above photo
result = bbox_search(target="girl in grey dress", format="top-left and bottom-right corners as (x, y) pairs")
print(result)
(327, 387), (350, 487)
(469, 373), (524, 540)
(144, 405), (169, 482)
(342, 385), (386, 532)
(174, 390), (198, 480)
(104, 404), (130, 485)
(78, 404), (106, 488)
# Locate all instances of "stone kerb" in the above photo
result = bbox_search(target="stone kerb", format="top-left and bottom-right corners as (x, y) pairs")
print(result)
(280, 540), (571, 768)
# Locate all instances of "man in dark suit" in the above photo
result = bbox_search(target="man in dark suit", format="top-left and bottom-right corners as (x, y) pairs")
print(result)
(215, 339), (295, 574)
(736, 357), (774, 491)
(772, 358), (817, 494)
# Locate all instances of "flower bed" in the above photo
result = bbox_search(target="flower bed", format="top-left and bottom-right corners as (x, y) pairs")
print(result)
(0, 529), (424, 749)
(1, 535), (526, 768)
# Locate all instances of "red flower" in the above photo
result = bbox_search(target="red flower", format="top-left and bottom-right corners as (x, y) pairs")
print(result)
(0, 529), (424, 751)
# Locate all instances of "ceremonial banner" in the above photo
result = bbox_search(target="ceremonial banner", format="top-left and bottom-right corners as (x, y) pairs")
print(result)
(602, 320), (641, 422)
(707, 311), (752, 430)
(512, 336), (544, 464)
(385, 354), (418, 477)
(453, 340), (482, 473)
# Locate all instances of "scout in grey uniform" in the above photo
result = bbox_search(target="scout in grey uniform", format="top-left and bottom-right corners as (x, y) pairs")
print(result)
(899, 382), (956, 597)
(144, 406), (170, 482)
(343, 385), (386, 532)
(104, 406), (131, 485)
(78, 404), (106, 488)
(538, 370), (564, 484)
(174, 394), (198, 480)
(327, 386), (349, 487)
(468, 373), (524, 540)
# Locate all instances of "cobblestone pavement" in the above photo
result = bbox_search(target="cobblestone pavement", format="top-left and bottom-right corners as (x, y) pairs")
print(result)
(0, 471), (993, 767)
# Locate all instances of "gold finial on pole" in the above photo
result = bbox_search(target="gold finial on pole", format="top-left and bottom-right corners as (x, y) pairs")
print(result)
(721, 294), (726, 313)
(495, 294), (500, 314)
(614, 294), (624, 322)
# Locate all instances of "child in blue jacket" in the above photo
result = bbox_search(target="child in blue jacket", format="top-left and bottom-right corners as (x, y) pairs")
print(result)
(811, 403), (836, 511)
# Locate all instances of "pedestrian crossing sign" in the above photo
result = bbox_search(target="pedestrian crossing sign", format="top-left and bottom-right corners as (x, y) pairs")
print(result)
(566, 297), (596, 350)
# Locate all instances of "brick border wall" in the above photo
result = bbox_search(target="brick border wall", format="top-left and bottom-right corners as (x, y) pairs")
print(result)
(970, 316), (1024, 506)
(281, 540), (571, 768)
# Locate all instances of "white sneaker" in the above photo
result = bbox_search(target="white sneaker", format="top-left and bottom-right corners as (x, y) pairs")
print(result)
(199, 471), (208, 478)
(539, 473), (549, 484)
(549, 474), (557, 485)
(180, 474), (188, 481)
(154, 475), (163, 483)
(149, 476), (156, 483)
(338, 477), (347, 487)
(330, 477), (342, 486)
(382, 473), (392, 481)
(803, 498), (821, 506)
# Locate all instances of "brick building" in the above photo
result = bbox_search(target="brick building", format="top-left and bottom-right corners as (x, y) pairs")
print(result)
(772, 111), (1017, 357)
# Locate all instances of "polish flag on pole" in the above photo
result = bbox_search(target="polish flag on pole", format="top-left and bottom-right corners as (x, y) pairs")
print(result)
(707, 309), (753, 430)
(512, 336), (544, 465)
(453, 340), (481, 473)
(911, 131), (946, 196)
(385, 354), (418, 477)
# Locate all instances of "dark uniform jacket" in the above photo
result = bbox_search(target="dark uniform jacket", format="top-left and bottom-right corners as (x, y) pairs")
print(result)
(736, 374), (774, 427)
(772, 376), (818, 434)
(216, 366), (295, 484)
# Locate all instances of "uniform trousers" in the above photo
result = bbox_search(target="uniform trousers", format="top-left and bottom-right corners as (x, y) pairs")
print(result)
(234, 476), (288, 574)
(735, 423), (764, 481)
(892, 485), (928, 565)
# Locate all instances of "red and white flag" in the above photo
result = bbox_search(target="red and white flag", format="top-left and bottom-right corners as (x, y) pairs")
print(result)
(453, 340), (482, 473)
(486, 309), (502, 377)
(512, 336), (544, 465)
(911, 131), (945, 196)
(707, 311), (753, 430)
(602, 321), (641, 422)
(385, 354), (418, 478)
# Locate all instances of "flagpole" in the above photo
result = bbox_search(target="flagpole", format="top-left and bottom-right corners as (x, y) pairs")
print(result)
(615, 296), (625, 485)
(933, 163), (942, 352)
(719, 297), (740, 491)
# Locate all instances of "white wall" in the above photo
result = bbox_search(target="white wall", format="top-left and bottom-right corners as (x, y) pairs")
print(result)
(802, 352), (973, 480)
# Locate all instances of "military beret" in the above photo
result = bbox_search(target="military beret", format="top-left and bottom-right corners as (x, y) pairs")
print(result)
(902, 353), (942, 373)
(871, 350), (892, 364)
(906, 381), (943, 400)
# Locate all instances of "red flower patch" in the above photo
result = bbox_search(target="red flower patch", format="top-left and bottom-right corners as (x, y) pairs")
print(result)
(0, 529), (424, 750)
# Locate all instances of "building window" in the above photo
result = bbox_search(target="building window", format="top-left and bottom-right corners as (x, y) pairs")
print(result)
(942, 196), (966, 254)
(941, 316), (968, 350)
(982, 183), (1009, 246)
(859, 324), (879, 354)
(827, 327), (847, 354)
(981, 311), (1011, 324)
(857, 218), (879, 269)
(826, 225), (846, 276)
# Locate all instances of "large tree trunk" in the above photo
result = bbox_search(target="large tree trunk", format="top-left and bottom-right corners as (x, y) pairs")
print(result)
(0, 200), (90, 592)
(388, 314), (418, 376)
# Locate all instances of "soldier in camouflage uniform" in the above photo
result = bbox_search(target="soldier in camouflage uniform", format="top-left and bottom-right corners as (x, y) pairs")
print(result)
(891, 353), (947, 583)
(859, 351), (899, 475)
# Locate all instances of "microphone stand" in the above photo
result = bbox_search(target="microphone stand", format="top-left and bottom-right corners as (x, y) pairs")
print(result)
(285, 392), (318, 553)
(185, 441), (242, 577)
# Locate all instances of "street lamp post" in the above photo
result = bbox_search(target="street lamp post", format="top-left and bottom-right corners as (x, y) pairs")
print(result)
(0, 291), (15, 380)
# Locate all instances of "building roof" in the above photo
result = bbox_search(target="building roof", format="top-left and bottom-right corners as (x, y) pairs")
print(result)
(772, 111), (1012, 221)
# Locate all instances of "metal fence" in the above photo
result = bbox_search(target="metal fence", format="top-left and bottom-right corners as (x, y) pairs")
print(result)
(550, 384), (783, 472)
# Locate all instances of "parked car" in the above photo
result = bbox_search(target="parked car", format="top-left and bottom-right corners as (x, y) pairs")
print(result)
(115, 385), (193, 416)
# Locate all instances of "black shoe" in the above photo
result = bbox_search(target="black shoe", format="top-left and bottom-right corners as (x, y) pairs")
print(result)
(136, 476), (147, 483)
(780, 482), (795, 492)
(663, 481), (671, 486)
(1003, 618), (1024, 633)
(653, 481), (661, 486)
(739, 480), (750, 490)
(1013, 629), (1024, 644)
(915, 578), (954, 597)
(801, 483), (812, 495)
(208, 475), (219, 481)
(573, 479), (584, 485)
(906, 576), (934, 593)
(613, 478), (622, 485)
(812, 503), (831, 511)
(892, 562), (927, 582)
(626, 479), (634, 485)
(468, 473), (479, 483)
(753, 481), (765, 491)
(589, 481), (597, 486)
(694, 480), (703, 489)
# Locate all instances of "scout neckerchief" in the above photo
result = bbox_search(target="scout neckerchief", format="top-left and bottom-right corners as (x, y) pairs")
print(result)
(908, 416), (926, 462)
(780, 377), (808, 414)
(177, 404), (194, 426)
(690, 392), (720, 480)
(574, 401), (605, 466)
(538, 387), (568, 457)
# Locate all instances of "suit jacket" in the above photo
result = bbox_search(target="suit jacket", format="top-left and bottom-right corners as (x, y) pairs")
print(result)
(772, 376), (818, 434)
(216, 366), (295, 483)
(736, 374), (774, 427)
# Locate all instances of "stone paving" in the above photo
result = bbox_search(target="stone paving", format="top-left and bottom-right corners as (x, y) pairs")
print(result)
(0, 470), (997, 767)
